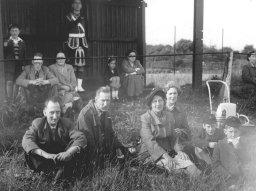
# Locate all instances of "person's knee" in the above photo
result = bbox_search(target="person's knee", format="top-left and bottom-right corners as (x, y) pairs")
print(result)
(185, 164), (201, 177)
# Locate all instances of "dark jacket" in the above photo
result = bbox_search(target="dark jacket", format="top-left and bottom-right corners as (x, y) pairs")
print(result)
(193, 128), (225, 150)
(4, 38), (26, 66)
(212, 138), (246, 178)
(139, 110), (175, 162)
(76, 100), (123, 158)
(166, 104), (191, 139)
(242, 65), (256, 85)
(104, 68), (119, 85)
(22, 117), (86, 154)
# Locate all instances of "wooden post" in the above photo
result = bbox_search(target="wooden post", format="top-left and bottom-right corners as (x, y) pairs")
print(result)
(0, 0), (5, 102)
(137, 0), (146, 86)
(137, 1), (146, 66)
(222, 51), (233, 101)
(192, 0), (204, 91)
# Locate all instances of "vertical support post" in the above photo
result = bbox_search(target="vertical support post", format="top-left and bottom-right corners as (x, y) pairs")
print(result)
(192, 0), (204, 90)
(173, 26), (176, 81)
(137, 0), (146, 82)
(0, 0), (5, 102)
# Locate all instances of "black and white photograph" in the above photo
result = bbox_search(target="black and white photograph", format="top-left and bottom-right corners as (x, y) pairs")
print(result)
(0, 0), (256, 190)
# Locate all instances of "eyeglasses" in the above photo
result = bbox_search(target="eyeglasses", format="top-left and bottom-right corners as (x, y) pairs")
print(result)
(129, 54), (136, 57)
(57, 57), (65, 59)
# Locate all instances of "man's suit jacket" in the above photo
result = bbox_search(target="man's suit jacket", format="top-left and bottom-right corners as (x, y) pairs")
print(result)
(16, 65), (58, 87)
(22, 117), (86, 154)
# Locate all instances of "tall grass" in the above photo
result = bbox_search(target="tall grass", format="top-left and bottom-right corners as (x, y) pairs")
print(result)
(1, 82), (256, 190)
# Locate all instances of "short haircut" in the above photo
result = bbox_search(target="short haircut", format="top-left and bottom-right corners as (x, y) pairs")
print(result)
(33, 52), (43, 59)
(173, 130), (190, 146)
(247, 51), (255, 61)
(95, 86), (111, 98)
(126, 49), (137, 57)
(44, 96), (61, 109)
(164, 81), (182, 95)
(8, 24), (20, 31)
(56, 51), (66, 58)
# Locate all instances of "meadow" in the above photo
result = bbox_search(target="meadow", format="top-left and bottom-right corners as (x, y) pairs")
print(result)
(1, 59), (256, 190)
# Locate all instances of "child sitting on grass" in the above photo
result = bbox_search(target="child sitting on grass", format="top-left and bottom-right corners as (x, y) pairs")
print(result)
(212, 116), (248, 181)
(193, 114), (225, 162)
(104, 56), (120, 100)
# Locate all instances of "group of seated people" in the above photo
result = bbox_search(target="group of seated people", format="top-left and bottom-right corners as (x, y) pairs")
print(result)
(21, 81), (251, 186)
(10, 48), (145, 115)
(15, 51), (82, 115)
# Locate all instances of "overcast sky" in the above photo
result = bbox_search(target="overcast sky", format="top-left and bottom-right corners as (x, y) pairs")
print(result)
(145, 0), (256, 51)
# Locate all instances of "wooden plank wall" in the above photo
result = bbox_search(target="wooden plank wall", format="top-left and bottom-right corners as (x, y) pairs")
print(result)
(1, 0), (141, 80)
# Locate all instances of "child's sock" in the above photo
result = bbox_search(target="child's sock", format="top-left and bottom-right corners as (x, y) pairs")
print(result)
(112, 89), (116, 99)
(116, 89), (119, 99)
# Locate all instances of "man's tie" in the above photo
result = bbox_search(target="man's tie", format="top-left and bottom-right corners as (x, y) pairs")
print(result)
(35, 71), (39, 79)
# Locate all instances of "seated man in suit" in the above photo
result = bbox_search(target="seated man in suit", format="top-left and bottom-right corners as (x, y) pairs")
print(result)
(16, 52), (58, 112)
(76, 86), (127, 174)
(22, 96), (86, 183)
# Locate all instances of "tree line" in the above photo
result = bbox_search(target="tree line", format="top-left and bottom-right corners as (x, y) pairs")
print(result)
(146, 39), (254, 70)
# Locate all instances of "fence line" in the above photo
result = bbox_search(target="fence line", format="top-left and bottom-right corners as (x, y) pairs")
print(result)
(0, 51), (248, 62)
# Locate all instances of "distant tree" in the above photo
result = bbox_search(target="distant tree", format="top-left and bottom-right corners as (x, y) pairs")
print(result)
(222, 47), (233, 53)
(175, 39), (193, 54)
(242, 45), (255, 53)
(204, 45), (218, 53)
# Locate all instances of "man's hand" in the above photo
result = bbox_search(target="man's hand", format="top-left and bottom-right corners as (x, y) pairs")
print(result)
(209, 142), (217, 148)
(4, 41), (8, 47)
(40, 80), (50, 85)
(135, 68), (140, 72)
(174, 128), (183, 134)
(162, 153), (176, 170)
(54, 151), (73, 162)
(29, 79), (42, 85)
(60, 85), (70, 92)
(44, 153), (57, 160)
(32, 149), (57, 160)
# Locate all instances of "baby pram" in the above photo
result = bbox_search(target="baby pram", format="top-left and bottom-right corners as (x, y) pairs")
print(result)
(206, 80), (251, 128)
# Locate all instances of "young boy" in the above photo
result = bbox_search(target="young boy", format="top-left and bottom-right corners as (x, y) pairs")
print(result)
(212, 116), (246, 179)
(193, 114), (225, 157)
(4, 24), (26, 99)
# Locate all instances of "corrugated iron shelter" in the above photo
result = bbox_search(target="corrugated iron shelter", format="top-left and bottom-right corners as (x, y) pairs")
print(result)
(0, 0), (146, 99)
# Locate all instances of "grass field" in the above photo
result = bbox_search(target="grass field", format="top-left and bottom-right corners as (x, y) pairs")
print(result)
(146, 70), (222, 88)
(1, 79), (256, 190)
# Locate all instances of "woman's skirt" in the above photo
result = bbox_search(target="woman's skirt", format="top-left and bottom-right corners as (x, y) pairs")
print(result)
(110, 76), (121, 89)
(123, 75), (144, 97)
